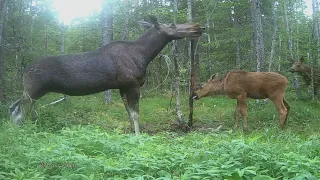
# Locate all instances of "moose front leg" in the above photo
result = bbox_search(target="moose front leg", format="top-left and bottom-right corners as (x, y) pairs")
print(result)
(120, 88), (141, 135)
(234, 100), (240, 130)
(237, 94), (248, 132)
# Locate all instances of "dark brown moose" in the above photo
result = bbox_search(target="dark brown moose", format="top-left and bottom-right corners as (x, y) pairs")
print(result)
(289, 57), (320, 96)
(193, 70), (290, 131)
(10, 16), (204, 135)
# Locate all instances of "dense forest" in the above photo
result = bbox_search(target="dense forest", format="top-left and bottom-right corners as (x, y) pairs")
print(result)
(0, 0), (320, 179)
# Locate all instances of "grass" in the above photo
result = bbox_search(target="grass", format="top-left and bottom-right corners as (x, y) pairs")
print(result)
(0, 89), (320, 179)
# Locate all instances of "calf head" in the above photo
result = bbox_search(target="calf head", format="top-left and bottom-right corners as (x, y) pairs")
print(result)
(193, 73), (222, 100)
(138, 15), (204, 40)
(289, 57), (306, 73)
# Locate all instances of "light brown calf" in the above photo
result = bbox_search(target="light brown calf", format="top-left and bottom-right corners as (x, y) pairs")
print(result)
(193, 70), (290, 131)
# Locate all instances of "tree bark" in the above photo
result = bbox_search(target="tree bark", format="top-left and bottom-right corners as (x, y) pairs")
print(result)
(284, 0), (300, 97)
(0, 0), (7, 101)
(233, 6), (241, 69)
(268, 1), (278, 72)
(102, 1), (113, 104)
(122, 0), (130, 41)
(187, 0), (197, 128)
(172, 0), (185, 129)
(312, 0), (320, 99)
(251, 0), (266, 72)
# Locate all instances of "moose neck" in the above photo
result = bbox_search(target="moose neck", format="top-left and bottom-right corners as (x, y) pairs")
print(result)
(135, 27), (172, 66)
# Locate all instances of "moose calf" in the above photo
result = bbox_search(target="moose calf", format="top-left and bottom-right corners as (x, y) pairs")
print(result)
(193, 70), (290, 131)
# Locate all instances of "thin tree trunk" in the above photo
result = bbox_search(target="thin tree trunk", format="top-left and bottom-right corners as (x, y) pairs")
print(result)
(284, 0), (300, 97)
(278, 34), (282, 71)
(172, 0), (185, 129)
(102, 1), (113, 104)
(312, 0), (320, 99)
(60, 23), (68, 100)
(188, 0), (195, 128)
(251, 0), (266, 72)
(122, 0), (130, 41)
(0, 0), (7, 101)
(268, 1), (278, 72)
(233, 7), (241, 69)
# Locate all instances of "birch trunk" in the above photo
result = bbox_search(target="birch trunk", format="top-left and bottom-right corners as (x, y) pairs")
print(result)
(122, 0), (130, 41)
(102, 1), (113, 104)
(251, 0), (266, 72)
(312, 0), (320, 99)
(284, 0), (300, 97)
(268, 1), (278, 72)
(172, 0), (185, 129)
(0, 0), (7, 101)
(188, 0), (195, 128)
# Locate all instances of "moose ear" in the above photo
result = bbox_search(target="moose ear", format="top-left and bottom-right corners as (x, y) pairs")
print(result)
(138, 20), (154, 29)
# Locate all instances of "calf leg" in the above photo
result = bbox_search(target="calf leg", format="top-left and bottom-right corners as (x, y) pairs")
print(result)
(270, 96), (288, 129)
(120, 88), (140, 135)
(234, 100), (240, 129)
(239, 100), (248, 131)
(283, 98), (290, 126)
(237, 94), (248, 131)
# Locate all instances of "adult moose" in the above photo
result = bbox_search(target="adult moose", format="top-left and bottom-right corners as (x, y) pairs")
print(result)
(10, 16), (204, 135)
(289, 57), (320, 96)
(193, 70), (290, 131)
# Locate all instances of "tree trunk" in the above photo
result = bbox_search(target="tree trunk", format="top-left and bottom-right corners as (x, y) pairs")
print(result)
(60, 23), (68, 100)
(312, 0), (320, 60)
(268, 1), (278, 72)
(251, 0), (266, 72)
(0, 0), (7, 101)
(312, 0), (320, 99)
(284, 0), (300, 97)
(187, 0), (196, 128)
(172, 0), (185, 130)
(122, 0), (130, 41)
(233, 7), (241, 69)
(102, 1), (113, 104)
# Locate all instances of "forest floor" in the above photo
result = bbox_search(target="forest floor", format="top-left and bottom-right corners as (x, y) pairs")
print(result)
(0, 89), (320, 179)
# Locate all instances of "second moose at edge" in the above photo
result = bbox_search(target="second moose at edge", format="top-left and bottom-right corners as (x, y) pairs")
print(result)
(193, 70), (290, 131)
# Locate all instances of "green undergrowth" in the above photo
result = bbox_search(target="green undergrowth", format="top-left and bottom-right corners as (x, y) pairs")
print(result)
(1, 90), (320, 179)
(0, 124), (319, 179)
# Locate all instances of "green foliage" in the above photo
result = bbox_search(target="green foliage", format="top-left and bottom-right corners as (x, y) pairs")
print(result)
(1, 91), (320, 178)
(0, 120), (319, 179)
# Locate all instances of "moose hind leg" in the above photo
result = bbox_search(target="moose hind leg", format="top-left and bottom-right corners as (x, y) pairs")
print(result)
(120, 88), (141, 135)
(271, 96), (287, 129)
(283, 98), (290, 126)
(234, 100), (240, 130)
